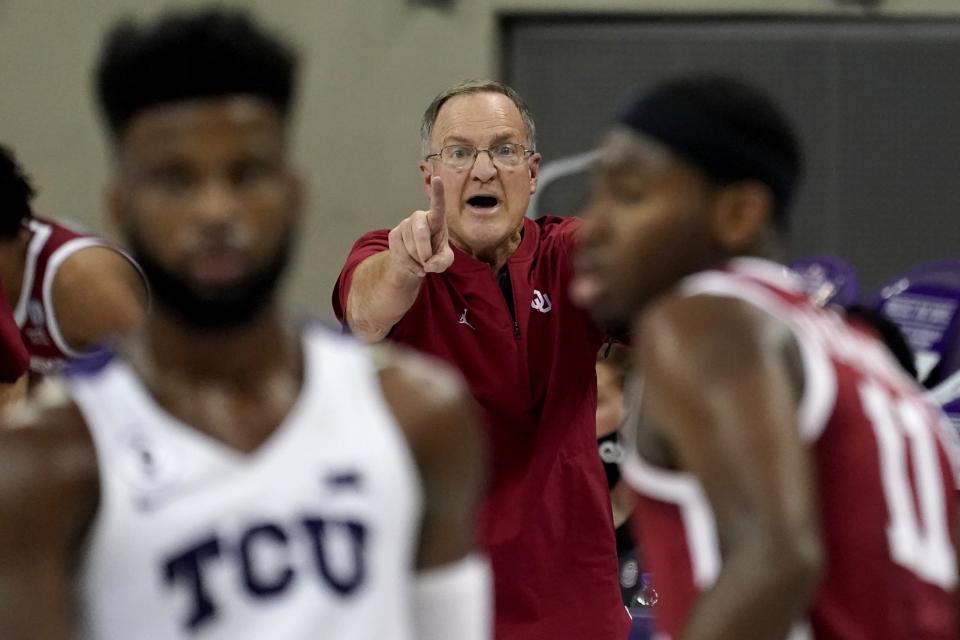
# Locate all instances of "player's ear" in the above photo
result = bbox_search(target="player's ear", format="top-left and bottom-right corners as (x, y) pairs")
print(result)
(711, 180), (773, 253)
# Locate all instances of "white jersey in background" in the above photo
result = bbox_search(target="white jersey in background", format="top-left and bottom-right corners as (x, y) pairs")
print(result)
(69, 329), (422, 640)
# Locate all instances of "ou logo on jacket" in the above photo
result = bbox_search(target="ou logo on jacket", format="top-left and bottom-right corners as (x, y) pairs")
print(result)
(531, 290), (552, 314)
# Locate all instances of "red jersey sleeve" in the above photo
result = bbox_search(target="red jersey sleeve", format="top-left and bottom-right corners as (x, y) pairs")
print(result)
(0, 280), (28, 383)
(331, 229), (390, 325)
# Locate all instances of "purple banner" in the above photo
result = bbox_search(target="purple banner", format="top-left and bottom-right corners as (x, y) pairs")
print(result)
(874, 259), (960, 387)
(789, 256), (860, 308)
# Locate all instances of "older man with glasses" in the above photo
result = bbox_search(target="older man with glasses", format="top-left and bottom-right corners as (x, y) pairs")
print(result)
(333, 80), (629, 640)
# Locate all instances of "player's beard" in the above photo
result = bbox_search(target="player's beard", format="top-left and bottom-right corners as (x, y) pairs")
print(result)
(127, 229), (294, 331)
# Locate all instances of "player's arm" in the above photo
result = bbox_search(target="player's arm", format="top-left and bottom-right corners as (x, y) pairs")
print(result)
(637, 294), (822, 640)
(0, 375), (29, 412)
(345, 178), (453, 343)
(0, 394), (99, 639)
(51, 245), (148, 352)
(376, 345), (490, 640)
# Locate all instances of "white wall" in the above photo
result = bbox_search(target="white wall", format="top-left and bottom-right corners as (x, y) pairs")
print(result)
(1, 0), (957, 321)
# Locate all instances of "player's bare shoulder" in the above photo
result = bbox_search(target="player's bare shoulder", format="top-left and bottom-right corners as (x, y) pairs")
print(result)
(639, 291), (801, 381)
(370, 342), (481, 451)
(52, 245), (148, 351)
(0, 379), (99, 533)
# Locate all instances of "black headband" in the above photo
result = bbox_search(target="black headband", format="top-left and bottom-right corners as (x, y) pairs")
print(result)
(617, 92), (798, 208)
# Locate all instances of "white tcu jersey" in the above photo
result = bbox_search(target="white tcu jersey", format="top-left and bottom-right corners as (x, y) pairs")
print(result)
(69, 329), (423, 640)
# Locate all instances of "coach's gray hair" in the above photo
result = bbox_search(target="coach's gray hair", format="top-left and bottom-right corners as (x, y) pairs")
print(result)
(419, 80), (537, 158)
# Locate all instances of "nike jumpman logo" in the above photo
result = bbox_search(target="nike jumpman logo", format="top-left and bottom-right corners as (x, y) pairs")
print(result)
(459, 308), (476, 331)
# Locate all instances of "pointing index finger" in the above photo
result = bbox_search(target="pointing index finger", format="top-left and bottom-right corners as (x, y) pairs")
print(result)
(427, 176), (446, 232)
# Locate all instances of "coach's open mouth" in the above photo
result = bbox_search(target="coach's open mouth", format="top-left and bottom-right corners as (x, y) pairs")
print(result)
(466, 195), (501, 215)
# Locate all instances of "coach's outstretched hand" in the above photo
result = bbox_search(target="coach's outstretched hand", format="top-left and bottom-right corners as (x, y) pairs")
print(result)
(388, 177), (454, 277)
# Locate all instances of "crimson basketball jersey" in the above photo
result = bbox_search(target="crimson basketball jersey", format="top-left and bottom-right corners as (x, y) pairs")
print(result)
(0, 278), (28, 382)
(13, 217), (142, 375)
(623, 257), (959, 640)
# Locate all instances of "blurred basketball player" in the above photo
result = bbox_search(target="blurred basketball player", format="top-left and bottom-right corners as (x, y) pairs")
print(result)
(0, 8), (489, 640)
(0, 144), (147, 385)
(573, 74), (959, 639)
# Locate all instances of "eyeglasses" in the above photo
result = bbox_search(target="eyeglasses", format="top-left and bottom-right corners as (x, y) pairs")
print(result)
(425, 143), (534, 170)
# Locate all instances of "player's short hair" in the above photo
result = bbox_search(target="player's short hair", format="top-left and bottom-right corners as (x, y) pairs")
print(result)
(619, 74), (803, 227)
(95, 7), (299, 138)
(0, 145), (35, 237)
(420, 80), (537, 157)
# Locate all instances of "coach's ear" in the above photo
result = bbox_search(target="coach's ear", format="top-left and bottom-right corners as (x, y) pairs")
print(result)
(711, 180), (773, 254)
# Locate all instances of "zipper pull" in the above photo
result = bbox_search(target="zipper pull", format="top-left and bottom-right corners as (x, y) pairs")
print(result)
(513, 319), (520, 339)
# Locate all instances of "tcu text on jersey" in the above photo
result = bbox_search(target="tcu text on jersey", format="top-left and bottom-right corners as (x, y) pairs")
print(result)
(164, 513), (368, 631)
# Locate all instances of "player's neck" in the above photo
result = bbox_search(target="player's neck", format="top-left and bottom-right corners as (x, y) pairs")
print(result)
(724, 228), (784, 265)
(136, 307), (298, 385)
